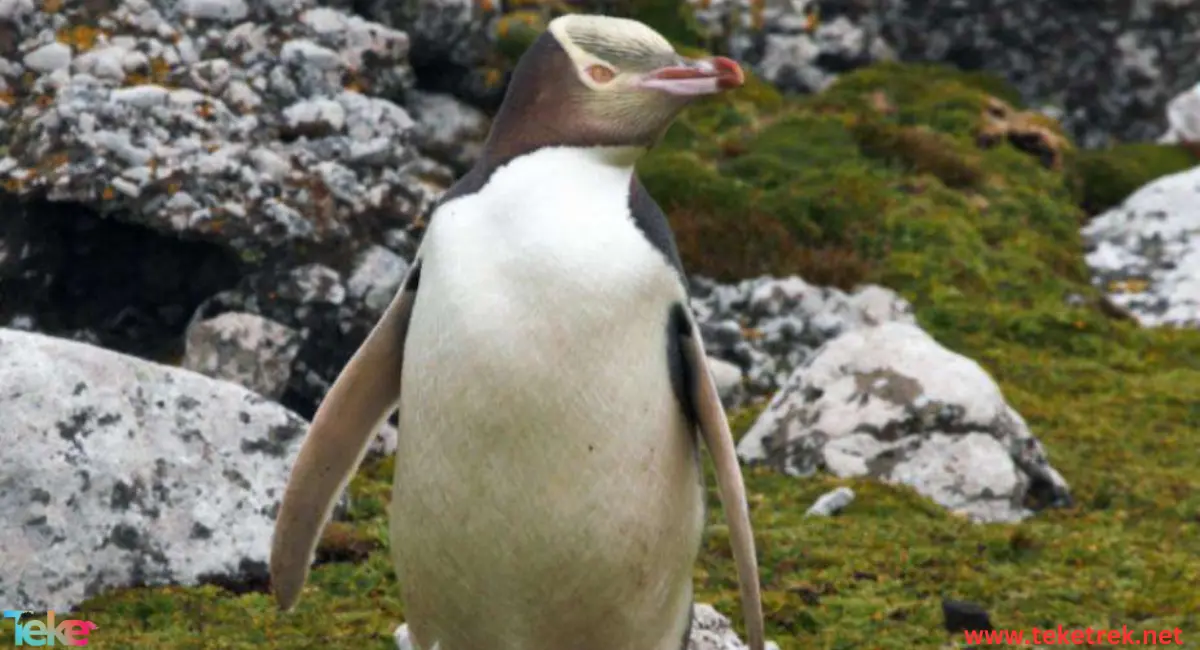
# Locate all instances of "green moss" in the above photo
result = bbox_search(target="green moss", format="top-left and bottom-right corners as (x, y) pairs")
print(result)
(1070, 143), (1199, 215)
(16, 31), (1200, 650)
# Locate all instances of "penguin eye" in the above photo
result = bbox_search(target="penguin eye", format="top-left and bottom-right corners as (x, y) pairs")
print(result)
(586, 65), (616, 84)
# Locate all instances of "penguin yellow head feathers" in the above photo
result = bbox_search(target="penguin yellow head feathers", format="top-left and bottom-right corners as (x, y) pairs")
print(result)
(482, 14), (745, 162)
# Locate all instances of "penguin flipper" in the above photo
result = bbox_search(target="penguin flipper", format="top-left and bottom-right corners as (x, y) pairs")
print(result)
(269, 261), (423, 611)
(670, 304), (766, 650)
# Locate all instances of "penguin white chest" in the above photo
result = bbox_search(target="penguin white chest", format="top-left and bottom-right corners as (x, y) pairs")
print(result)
(391, 147), (704, 650)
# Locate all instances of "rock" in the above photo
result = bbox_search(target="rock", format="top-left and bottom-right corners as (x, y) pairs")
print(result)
(737, 322), (1071, 523)
(0, 199), (246, 364)
(805, 486), (855, 517)
(346, 245), (410, 317)
(0, 328), (308, 612)
(690, 0), (893, 95)
(351, 0), (503, 105)
(1082, 165), (1200, 328)
(942, 599), (993, 634)
(688, 603), (782, 650)
(407, 89), (491, 173)
(876, 0), (1200, 148)
(190, 258), (388, 418)
(394, 623), (414, 650)
(182, 311), (303, 399)
(707, 355), (746, 409)
(689, 275), (916, 403)
(688, 0), (1200, 148)
(23, 41), (72, 73)
(393, 604), (781, 650)
(0, 0), (449, 267)
(1159, 80), (1200, 150)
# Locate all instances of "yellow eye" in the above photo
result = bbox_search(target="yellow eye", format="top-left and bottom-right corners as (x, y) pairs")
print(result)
(586, 65), (615, 84)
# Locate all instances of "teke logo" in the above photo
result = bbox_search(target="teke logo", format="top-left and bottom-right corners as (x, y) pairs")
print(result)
(3, 610), (98, 646)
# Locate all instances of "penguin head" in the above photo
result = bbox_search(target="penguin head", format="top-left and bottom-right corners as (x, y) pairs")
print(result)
(482, 14), (745, 163)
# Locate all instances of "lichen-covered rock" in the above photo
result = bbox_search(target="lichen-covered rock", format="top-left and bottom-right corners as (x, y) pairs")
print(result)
(0, 0), (449, 265)
(737, 322), (1071, 523)
(690, 0), (894, 94)
(689, 275), (916, 404)
(687, 603), (781, 650)
(190, 255), (410, 417)
(0, 199), (246, 360)
(1160, 80), (1200, 148)
(392, 604), (782, 650)
(0, 327), (308, 612)
(1082, 165), (1200, 328)
(182, 311), (303, 399)
(805, 486), (855, 517)
(346, 244), (410, 317)
(407, 89), (491, 173)
(687, 0), (1200, 148)
(346, 0), (505, 105)
(707, 355), (745, 409)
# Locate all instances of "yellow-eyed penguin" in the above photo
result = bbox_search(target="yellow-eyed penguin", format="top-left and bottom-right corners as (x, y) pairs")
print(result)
(269, 14), (765, 650)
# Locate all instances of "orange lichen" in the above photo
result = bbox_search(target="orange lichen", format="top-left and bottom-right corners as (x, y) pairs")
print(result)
(102, 186), (115, 200)
(483, 67), (504, 89)
(42, 0), (63, 13)
(126, 57), (173, 87)
(55, 25), (107, 52)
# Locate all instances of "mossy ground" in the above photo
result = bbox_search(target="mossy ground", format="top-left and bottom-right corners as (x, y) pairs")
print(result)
(7, 34), (1200, 650)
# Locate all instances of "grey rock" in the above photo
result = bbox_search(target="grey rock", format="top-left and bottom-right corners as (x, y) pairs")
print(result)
(688, 0), (1200, 148)
(689, 0), (891, 95)
(1160, 80), (1200, 145)
(707, 355), (746, 410)
(393, 604), (781, 650)
(0, 328), (308, 612)
(189, 255), (408, 420)
(1082, 165), (1200, 328)
(407, 89), (491, 172)
(688, 603), (782, 650)
(1, 0), (445, 266)
(182, 311), (303, 399)
(805, 486), (855, 517)
(346, 245), (410, 316)
(738, 322), (1071, 523)
(689, 275), (916, 404)
(23, 42), (73, 73)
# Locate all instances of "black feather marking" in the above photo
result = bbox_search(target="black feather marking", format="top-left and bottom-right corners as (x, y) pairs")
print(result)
(628, 174), (686, 282)
(403, 259), (422, 292)
(666, 302), (698, 428)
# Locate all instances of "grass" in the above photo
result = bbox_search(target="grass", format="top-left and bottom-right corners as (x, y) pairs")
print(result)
(6, 11), (1200, 650)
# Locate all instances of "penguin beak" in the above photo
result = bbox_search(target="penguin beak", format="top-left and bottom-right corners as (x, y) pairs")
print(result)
(637, 56), (745, 97)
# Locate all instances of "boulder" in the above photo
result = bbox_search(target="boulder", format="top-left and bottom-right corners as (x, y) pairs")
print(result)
(0, 0), (448, 265)
(182, 311), (303, 400)
(689, 275), (916, 405)
(0, 328), (307, 611)
(1082, 165), (1200, 328)
(1159, 80), (1200, 152)
(737, 322), (1071, 523)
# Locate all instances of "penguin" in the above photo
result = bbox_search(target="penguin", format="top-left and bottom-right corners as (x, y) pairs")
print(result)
(270, 14), (765, 650)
